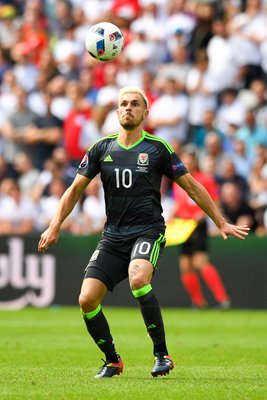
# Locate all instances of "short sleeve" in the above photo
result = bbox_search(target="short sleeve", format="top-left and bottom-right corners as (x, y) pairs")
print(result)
(77, 141), (101, 179)
(161, 146), (188, 180)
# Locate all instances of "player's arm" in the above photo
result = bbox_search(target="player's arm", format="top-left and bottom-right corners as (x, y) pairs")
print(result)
(174, 173), (250, 240)
(38, 174), (91, 252)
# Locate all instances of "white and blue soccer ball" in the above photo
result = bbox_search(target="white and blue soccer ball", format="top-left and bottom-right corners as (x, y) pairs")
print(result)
(85, 22), (124, 62)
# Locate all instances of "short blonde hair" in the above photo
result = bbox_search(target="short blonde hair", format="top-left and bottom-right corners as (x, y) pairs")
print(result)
(118, 86), (149, 109)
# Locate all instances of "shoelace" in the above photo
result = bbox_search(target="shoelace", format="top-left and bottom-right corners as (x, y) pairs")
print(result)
(155, 355), (170, 366)
(98, 358), (109, 372)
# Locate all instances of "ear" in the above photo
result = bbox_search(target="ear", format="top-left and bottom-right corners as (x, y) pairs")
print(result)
(143, 109), (149, 120)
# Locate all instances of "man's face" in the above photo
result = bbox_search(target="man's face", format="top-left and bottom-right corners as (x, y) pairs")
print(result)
(117, 92), (148, 131)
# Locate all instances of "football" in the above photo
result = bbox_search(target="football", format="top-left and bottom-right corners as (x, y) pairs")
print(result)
(85, 22), (124, 62)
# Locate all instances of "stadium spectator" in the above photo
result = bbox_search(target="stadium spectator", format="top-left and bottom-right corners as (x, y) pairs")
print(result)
(216, 157), (249, 199)
(81, 176), (106, 235)
(49, 0), (75, 39)
(216, 87), (246, 133)
(249, 79), (267, 128)
(0, 70), (20, 117)
(0, 4), (21, 51)
(11, 42), (39, 92)
(78, 67), (99, 106)
(19, 0), (49, 66)
(185, 49), (217, 135)
(47, 75), (72, 121)
(1, 86), (38, 166)
(154, 45), (192, 93)
(206, 18), (237, 91)
(52, 22), (83, 80)
(235, 108), (267, 162)
(36, 176), (81, 233)
(0, 154), (15, 182)
(147, 77), (189, 144)
(220, 181), (258, 232)
(13, 152), (40, 195)
(24, 89), (63, 170)
(165, 0), (197, 55)
(247, 149), (267, 232)
(0, 47), (11, 84)
(226, 0), (267, 87)
(199, 131), (227, 176)
(122, 27), (157, 85)
(63, 80), (99, 167)
(187, 1), (215, 60)
(110, 0), (141, 23)
(231, 138), (252, 179)
(190, 109), (224, 149)
(0, 178), (38, 235)
(94, 63), (121, 134)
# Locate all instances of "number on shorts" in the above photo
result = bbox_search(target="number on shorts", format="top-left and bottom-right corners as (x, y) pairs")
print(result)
(132, 241), (151, 257)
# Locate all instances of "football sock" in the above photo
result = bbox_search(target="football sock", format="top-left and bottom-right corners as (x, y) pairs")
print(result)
(201, 264), (229, 302)
(132, 284), (168, 355)
(181, 272), (205, 306)
(82, 305), (119, 362)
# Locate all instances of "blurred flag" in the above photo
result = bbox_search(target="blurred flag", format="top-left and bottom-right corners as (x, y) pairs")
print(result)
(165, 218), (197, 246)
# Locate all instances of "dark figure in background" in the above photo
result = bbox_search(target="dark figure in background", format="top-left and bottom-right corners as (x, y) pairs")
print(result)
(220, 181), (258, 232)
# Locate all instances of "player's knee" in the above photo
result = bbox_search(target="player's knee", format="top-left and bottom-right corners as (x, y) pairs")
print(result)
(130, 273), (148, 290)
(179, 256), (193, 273)
(79, 291), (98, 311)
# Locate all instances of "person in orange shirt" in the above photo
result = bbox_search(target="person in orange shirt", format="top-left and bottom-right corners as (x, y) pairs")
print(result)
(172, 149), (230, 309)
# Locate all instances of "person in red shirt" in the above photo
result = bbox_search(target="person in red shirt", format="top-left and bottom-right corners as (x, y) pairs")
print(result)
(172, 149), (230, 309)
(63, 81), (99, 167)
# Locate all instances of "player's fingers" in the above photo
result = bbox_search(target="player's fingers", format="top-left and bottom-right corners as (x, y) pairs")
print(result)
(38, 236), (48, 252)
(232, 229), (248, 239)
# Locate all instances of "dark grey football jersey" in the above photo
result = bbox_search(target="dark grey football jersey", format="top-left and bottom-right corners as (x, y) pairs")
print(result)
(77, 131), (188, 238)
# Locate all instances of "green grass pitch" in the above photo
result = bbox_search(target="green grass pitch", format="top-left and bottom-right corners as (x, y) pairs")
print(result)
(0, 307), (266, 400)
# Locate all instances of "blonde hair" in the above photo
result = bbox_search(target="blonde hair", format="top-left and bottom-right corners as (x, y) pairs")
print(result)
(118, 86), (149, 109)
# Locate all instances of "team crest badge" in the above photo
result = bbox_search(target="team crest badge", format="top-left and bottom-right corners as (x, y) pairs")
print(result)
(137, 153), (149, 166)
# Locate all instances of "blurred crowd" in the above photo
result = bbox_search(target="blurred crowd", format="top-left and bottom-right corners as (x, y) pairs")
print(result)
(0, 0), (267, 236)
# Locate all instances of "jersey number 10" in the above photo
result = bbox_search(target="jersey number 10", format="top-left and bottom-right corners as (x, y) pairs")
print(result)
(115, 168), (132, 188)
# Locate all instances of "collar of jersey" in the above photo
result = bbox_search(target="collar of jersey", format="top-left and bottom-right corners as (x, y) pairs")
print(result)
(117, 130), (145, 150)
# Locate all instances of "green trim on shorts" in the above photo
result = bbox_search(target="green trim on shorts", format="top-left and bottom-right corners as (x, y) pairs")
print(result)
(150, 233), (166, 267)
(132, 284), (152, 298)
(82, 304), (101, 320)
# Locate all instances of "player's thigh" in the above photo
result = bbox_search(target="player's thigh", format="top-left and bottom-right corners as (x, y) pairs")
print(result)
(84, 241), (129, 291)
(130, 234), (165, 267)
(128, 234), (165, 289)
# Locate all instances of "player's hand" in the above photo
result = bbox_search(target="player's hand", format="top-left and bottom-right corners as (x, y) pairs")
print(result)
(218, 222), (250, 240)
(38, 227), (59, 253)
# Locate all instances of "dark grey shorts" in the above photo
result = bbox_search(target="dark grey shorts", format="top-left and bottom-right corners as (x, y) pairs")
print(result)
(180, 220), (208, 255)
(84, 232), (166, 291)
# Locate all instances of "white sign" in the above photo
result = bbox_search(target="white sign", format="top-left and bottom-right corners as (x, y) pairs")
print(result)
(0, 238), (56, 309)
